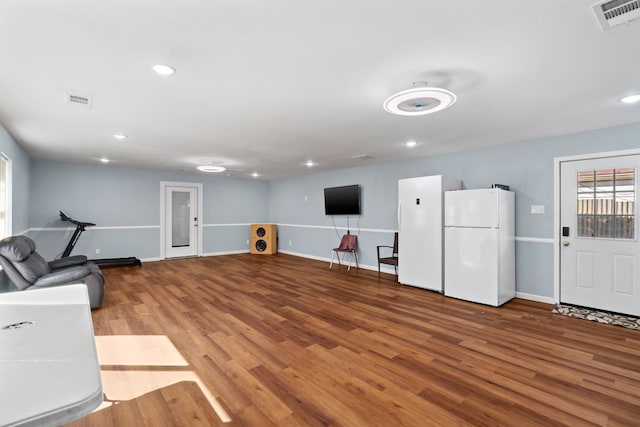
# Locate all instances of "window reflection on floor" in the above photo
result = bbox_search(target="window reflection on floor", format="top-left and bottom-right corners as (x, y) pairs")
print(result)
(93, 335), (231, 423)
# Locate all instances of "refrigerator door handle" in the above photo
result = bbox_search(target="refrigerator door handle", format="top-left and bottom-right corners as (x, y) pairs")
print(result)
(397, 200), (401, 230)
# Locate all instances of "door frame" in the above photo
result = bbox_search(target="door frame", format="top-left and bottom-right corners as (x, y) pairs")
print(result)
(159, 181), (203, 259)
(553, 148), (640, 303)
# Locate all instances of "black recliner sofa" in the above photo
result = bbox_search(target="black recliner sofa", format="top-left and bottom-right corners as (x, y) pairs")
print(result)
(0, 235), (105, 309)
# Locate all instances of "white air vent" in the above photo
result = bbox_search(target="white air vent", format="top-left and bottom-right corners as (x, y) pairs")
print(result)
(66, 93), (92, 107)
(351, 154), (375, 160)
(592, 0), (640, 30)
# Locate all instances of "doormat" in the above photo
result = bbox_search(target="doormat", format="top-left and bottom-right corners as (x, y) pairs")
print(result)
(552, 304), (640, 331)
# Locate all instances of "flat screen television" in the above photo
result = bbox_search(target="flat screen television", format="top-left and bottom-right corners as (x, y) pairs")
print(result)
(324, 185), (361, 215)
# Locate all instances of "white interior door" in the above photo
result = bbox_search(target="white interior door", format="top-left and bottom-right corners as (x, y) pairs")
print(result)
(164, 186), (198, 258)
(560, 154), (640, 316)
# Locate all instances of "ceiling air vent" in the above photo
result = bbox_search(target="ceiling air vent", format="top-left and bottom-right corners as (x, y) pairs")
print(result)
(592, 0), (640, 30)
(66, 93), (92, 107)
(351, 154), (375, 160)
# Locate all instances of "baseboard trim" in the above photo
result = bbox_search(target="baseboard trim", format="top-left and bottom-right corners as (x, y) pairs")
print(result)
(515, 292), (555, 304)
(138, 253), (553, 303)
(143, 250), (251, 262)
(277, 250), (397, 275)
(202, 250), (251, 257)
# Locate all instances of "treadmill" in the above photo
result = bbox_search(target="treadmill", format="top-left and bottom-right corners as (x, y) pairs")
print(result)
(59, 211), (142, 267)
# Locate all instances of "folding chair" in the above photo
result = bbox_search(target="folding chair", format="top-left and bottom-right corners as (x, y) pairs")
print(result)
(330, 234), (359, 271)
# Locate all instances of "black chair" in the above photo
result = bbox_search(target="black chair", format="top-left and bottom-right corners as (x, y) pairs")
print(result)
(377, 232), (398, 279)
(0, 236), (105, 309)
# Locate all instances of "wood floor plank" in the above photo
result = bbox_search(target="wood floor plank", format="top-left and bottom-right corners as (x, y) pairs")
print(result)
(66, 254), (640, 426)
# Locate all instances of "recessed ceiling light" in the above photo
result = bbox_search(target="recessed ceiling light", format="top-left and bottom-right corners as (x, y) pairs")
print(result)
(113, 133), (127, 140)
(620, 94), (640, 104)
(306, 160), (314, 167)
(152, 64), (176, 76)
(252, 172), (259, 178)
(100, 157), (109, 163)
(196, 165), (226, 173)
(384, 82), (457, 116)
(405, 140), (417, 148)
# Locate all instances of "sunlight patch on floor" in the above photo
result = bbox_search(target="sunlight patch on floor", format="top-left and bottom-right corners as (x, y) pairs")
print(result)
(94, 335), (188, 366)
(94, 335), (231, 423)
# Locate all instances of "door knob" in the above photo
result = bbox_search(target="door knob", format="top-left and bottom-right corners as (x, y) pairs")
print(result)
(562, 241), (570, 246)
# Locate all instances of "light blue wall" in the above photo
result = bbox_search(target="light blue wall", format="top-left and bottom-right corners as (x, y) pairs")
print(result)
(0, 124), (30, 234)
(28, 160), (270, 260)
(6, 117), (640, 301)
(269, 122), (640, 300)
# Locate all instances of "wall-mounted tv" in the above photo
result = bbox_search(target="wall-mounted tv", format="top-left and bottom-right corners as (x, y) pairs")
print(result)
(324, 185), (361, 215)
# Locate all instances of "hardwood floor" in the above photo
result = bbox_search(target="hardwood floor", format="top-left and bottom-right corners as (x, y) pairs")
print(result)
(68, 254), (640, 426)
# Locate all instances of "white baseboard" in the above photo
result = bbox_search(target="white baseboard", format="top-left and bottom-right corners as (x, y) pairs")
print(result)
(280, 251), (556, 302)
(515, 292), (555, 304)
(201, 250), (251, 257)
(146, 251), (550, 303)
(141, 250), (250, 263)
(277, 249), (397, 275)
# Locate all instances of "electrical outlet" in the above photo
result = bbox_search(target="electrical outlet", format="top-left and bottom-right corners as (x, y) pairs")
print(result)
(246, 239), (249, 245)
(530, 205), (545, 214)
(95, 248), (100, 255)
(304, 195), (308, 202)
(289, 240), (292, 246)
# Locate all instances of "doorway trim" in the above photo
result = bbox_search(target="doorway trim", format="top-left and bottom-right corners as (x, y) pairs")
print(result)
(553, 148), (640, 304)
(160, 181), (204, 259)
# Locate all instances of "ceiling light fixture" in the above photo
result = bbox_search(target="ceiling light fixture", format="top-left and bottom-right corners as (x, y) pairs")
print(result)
(384, 81), (457, 116)
(306, 160), (314, 167)
(405, 140), (417, 148)
(152, 64), (176, 76)
(100, 157), (109, 163)
(252, 172), (259, 178)
(196, 165), (226, 173)
(621, 94), (640, 104)
(113, 133), (127, 140)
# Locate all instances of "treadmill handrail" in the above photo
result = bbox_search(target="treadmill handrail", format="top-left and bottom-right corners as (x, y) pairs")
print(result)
(59, 211), (96, 228)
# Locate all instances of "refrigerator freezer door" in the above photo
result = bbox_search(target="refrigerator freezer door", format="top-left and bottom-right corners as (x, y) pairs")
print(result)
(444, 227), (499, 306)
(398, 177), (444, 291)
(444, 189), (499, 228)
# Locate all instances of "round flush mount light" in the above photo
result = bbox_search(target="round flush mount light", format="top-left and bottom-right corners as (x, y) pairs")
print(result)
(152, 64), (176, 76)
(251, 172), (259, 178)
(305, 160), (315, 167)
(113, 133), (127, 140)
(405, 140), (417, 148)
(621, 94), (640, 104)
(100, 157), (110, 163)
(196, 165), (226, 173)
(384, 82), (457, 116)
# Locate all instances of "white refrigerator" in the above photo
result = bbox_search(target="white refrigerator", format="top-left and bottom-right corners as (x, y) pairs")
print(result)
(398, 175), (462, 291)
(444, 188), (515, 306)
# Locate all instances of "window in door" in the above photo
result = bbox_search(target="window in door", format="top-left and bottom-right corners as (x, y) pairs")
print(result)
(577, 168), (635, 239)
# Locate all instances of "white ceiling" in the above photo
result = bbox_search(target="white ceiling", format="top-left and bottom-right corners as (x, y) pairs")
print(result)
(0, 0), (639, 179)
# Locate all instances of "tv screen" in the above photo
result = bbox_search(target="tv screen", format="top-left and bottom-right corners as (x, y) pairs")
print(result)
(324, 185), (361, 215)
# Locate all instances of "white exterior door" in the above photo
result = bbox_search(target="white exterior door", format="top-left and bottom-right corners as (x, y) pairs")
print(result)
(560, 154), (640, 316)
(164, 185), (199, 258)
